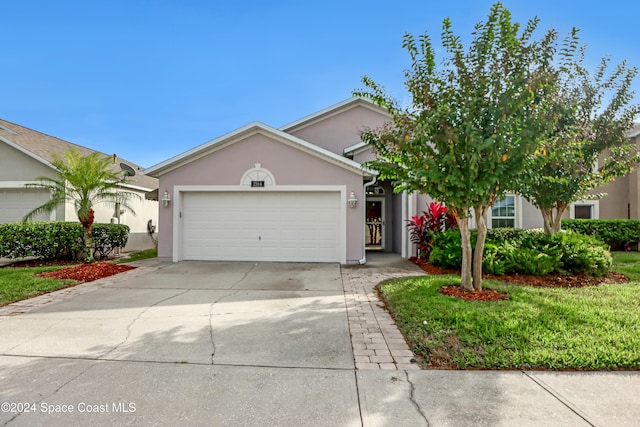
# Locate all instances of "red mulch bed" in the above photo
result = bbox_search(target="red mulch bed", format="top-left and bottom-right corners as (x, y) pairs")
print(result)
(440, 285), (509, 301)
(34, 262), (135, 283)
(410, 257), (629, 302)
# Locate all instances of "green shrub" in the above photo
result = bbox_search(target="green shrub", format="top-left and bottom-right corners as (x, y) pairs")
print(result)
(429, 228), (612, 276)
(549, 231), (612, 276)
(482, 242), (506, 275)
(563, 219), (640, 249)
(92, 224), (130, 259)
(429, 230), (463, 269)
(0, 222), (129, 260)
(486, 227), (529, 242)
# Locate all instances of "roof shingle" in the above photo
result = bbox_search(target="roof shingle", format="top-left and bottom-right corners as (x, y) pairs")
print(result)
(0, 118), (157, 190)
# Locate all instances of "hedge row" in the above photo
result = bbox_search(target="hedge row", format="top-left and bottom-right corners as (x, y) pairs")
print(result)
(429, 228), (612, 276)
(0, 222), (129, 260)
(562, 219), (640, 249)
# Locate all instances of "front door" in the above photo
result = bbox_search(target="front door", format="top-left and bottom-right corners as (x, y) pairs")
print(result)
(365, 198), (384, 250)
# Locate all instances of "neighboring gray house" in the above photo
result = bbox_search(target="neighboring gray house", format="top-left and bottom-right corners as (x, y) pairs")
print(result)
(144, 99), (640, 263)
(0, 119), (159, 251)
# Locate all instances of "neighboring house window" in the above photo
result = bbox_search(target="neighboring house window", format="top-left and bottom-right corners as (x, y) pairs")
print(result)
(491, 195), (516, 228)
(574, 205), (593, 219)
(569, 200), (599, 220)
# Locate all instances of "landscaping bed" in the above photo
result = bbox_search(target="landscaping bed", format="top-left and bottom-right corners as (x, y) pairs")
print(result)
(0, 255), (149, 307)
(35, 262), (135, 283)
(379, 252), (640, 370)
(412, 257), (628, 297)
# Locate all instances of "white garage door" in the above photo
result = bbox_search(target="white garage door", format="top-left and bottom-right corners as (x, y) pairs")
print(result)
(181, 191), (341, 262)
(0, 189), (51, 223)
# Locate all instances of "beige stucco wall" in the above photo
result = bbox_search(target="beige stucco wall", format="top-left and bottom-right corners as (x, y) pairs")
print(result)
(597, 174), (630, 219)
(155, 132), (365, 263)
(287, 104), (390, 156)
(629, 168), (640, 220)
(0, 142), (56, 181)
(520, 198), (544, 229)
(85, 188), (159, 251)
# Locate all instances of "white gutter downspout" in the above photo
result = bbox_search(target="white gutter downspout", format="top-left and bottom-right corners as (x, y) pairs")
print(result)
(359, 175), (378, 264)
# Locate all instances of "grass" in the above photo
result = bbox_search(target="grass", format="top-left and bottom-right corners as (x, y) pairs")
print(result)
(114, 248), (158, 263)
(0, 266), (77, 307)
(380, 251), (640, 370)
(0, 247), (157, 307)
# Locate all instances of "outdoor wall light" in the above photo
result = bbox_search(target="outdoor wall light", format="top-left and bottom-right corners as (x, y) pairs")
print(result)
(348, 191), (358, 208)
(162, 191), (171, 208)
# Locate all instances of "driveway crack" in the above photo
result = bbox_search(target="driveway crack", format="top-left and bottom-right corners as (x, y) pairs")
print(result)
(230, 263), (258, 289)
(4, 321), (61, 354)
(2, 361), (99, 426)
(100, 289), (191, 358)
(405, 370), (430, 426)
(208, 290), (241, 365)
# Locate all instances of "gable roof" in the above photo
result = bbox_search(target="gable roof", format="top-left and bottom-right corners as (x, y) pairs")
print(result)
(279, 97), (390, 133)
(343, 141), (370, 155)
(629, 123), (640, 138)
(144, 121), (376, 178)
(0, 118), (157, 191)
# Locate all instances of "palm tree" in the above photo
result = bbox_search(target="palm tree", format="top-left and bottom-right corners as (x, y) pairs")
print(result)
(23, 148), (139, 263)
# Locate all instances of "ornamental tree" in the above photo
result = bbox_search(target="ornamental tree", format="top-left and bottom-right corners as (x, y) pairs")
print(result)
(354, 3), (561, 290)
(23, 149), (139, 263)
(516, 42), (640, 233)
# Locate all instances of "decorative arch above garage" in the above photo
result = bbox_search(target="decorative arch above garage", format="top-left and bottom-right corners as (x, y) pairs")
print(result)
(240, 163), (276, 187)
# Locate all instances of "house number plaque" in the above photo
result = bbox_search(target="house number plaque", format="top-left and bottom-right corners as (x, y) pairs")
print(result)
(251, 180), (265, 187)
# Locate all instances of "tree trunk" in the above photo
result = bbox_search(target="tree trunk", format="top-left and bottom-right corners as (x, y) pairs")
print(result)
(540, 204), (567, 234)
(457, 216), (473, 291)
(80, 209), (95, 263)
(473, 206), (487, 291)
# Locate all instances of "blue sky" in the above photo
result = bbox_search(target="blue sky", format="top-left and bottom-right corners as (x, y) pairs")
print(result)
(3, 0), (639, 167)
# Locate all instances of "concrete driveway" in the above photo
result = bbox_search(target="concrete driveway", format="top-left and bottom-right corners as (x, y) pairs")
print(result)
(1, 258), (639, 426)
(0, 261), (362, 426)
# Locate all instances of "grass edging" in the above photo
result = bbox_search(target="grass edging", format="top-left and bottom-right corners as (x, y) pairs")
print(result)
(0, 266), (78, 307)
(379, 253), (640, 370)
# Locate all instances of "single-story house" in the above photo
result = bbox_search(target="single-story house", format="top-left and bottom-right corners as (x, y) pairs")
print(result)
(144, 98), (640, 263)
(0, 119), (159, 251)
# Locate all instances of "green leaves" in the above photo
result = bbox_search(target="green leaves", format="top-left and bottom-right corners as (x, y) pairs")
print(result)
(357, 3), (555, 216)
(22, 148), (140, 263)
(0, 222), (130, 261)
(516, 33), (640, 230)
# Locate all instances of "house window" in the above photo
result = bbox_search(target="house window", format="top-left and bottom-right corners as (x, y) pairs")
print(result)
(491, 196), (515, 228)
(570, 200), (599, 220)
(366, 185), (385, 196)
(574, 205), (593, 219)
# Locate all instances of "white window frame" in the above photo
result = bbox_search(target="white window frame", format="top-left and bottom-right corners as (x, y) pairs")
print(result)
(569, 200), (600, 219)
(488, 194), (522, 229)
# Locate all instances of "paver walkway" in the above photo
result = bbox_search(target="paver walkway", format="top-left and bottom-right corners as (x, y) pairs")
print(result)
(342, 253), (426, 370)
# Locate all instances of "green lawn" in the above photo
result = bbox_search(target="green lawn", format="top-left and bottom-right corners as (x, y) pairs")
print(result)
(0, 266), (77, 307)
(0, 248), (157, 307)
(380, 251), (640, 369)
(114, 248), (158, 263)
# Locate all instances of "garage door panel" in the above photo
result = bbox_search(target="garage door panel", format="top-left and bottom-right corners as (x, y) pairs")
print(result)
(182, 191), (341, 262)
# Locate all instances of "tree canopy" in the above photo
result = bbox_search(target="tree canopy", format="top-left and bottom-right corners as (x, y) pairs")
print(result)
(354, 3), (569, 290)
(516, 45), (640, 233)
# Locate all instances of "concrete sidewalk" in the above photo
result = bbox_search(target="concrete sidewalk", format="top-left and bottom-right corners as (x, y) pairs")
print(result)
(0, 255), (638, 426)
